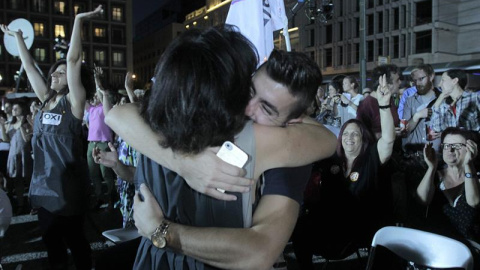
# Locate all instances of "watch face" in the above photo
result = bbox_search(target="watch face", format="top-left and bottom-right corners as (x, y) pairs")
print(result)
(465, 173), (472, 178)
(152, 234), (166, 248)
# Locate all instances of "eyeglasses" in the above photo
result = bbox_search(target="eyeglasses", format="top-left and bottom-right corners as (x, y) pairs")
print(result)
(412, 76), (427, 84)
(441, 143), (466, 150)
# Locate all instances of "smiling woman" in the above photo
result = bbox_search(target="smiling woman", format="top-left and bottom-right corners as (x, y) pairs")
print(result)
(416, 127), (480, 244)
(292, 74), (397, 269)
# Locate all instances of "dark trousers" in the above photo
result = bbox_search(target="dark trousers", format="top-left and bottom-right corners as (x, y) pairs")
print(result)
(37, 207), (92, 270)
(87, 141), (116, 204)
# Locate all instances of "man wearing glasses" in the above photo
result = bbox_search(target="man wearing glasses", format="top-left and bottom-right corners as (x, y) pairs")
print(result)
(402, 64), (442, 153)
(400, 64), (443, 209)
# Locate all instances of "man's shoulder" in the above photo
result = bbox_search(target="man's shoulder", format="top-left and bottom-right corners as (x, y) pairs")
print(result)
(262, 165), (313, 204)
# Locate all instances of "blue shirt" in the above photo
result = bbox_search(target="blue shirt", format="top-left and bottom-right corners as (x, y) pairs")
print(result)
(397, 86), (417, 119)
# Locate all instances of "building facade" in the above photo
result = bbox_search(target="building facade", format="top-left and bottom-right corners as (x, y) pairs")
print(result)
(0, 0), (133, 94)
(184, 0), (480, 88)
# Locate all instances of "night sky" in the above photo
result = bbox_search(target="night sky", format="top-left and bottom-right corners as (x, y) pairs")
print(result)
(132, 0), (167, 25)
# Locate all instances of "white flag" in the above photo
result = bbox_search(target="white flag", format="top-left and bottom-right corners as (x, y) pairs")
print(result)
(226, 0), (288, 64)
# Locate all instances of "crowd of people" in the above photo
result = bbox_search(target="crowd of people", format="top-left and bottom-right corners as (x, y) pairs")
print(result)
(0, 4), (478, 270)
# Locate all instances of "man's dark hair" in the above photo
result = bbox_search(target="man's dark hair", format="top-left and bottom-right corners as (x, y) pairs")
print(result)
(446, 69), (468, 90)
(141, 25), (258, 154)
(372, 64), (399, 90)
(43, 59), (95, 109)
(259, 50), (322, 120)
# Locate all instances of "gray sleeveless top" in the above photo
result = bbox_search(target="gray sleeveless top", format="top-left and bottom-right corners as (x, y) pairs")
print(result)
(29, 95), (89, 216)
(133, 120), (255, 270)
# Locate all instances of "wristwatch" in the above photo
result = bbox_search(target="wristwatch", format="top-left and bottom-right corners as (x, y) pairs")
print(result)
(465, 173), (473, 178)
(151, 220), (170, 248)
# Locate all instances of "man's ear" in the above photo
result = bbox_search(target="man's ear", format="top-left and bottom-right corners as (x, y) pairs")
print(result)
(285, 115), (305, 125)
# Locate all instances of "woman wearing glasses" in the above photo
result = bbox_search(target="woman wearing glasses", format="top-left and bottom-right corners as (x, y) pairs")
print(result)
(417, 127), (479, 243)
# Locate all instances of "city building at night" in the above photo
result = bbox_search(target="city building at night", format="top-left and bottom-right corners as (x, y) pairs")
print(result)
(0, 0), (133, 95)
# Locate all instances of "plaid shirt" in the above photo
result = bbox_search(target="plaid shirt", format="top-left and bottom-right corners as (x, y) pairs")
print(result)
(431, 91), (480, 132)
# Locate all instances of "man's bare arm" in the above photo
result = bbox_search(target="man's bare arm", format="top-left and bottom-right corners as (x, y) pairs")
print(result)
(253, 117), (337, 178)
(134, 184), (299, 270)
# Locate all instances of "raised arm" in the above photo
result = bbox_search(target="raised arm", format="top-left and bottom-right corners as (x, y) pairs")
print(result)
(0, 25), (48, 101)
(463, 140), (480, 207)
(124, 72), (137, 103)
(416, 143), (438, 205)
(376, 74), (396, 164)
(105, 103), (253, 201)
(67, 5), (103, 119)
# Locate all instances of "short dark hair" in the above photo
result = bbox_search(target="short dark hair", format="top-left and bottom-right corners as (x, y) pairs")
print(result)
(328, 81), (343, 94)
(43, 60), (95, 109)
(343, 76), (359, 92)
(446, 69), (468, 90)
(371, 64), (399, 90)
(257, 50), (322, 120)
(440, 127), (475, 145)
(141, 25), (258, 154)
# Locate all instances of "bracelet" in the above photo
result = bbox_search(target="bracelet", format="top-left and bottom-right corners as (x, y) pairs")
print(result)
(378, 104), (391, 109)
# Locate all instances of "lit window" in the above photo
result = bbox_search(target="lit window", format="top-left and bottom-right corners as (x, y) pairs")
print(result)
(34, 23), (44, 37)
(94, 50), (106, 65)
(34, 48), (46, 62)
(112, 7), (123, 21)
(74, 4), (84, 15)
(112, 52), (124, 66)
(54, 24), (65, 38)
(54, 1), (66, 14)
(94, 27), (105, 37)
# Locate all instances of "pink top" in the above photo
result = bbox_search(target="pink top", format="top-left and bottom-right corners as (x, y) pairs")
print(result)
(87, 104), (112, 142)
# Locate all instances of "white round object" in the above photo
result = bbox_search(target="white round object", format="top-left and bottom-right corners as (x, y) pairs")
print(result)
(4, 18), (34, 56)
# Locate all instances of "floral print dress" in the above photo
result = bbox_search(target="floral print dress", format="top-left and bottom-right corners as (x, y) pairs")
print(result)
(115, 137), (138, 228)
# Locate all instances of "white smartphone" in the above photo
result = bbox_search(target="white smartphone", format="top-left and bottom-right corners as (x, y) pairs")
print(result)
(216, 141), (249, 193)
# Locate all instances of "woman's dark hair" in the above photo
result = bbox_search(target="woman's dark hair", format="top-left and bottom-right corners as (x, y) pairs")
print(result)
(328, 81), (342, 94)
(336, 119), (374, 170)
(42, 60), (95, 109)
(141, 25), (258, 154)
(10, 99), (29, 124)
(344, 76), (359, 92)
(445, 69), (468, 90)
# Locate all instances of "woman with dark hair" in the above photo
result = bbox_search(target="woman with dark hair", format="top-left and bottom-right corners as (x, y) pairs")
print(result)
(431, 69), (480, 132)
(417, 127), (479, 242)
(0, 101), (32, 215)
(292, 75), (396, 270)
(1, 6), (101, 269)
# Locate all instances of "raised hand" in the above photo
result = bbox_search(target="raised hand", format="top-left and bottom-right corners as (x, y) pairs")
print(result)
(423, 143), (437, 169)
(125, 72), (134, 90)
(75, 5), (103, 20)
(93, 63), (103, 77)
(464, 139), (478, 166)
(0, 24), (22, 37)
(377, 74), (392, 106)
